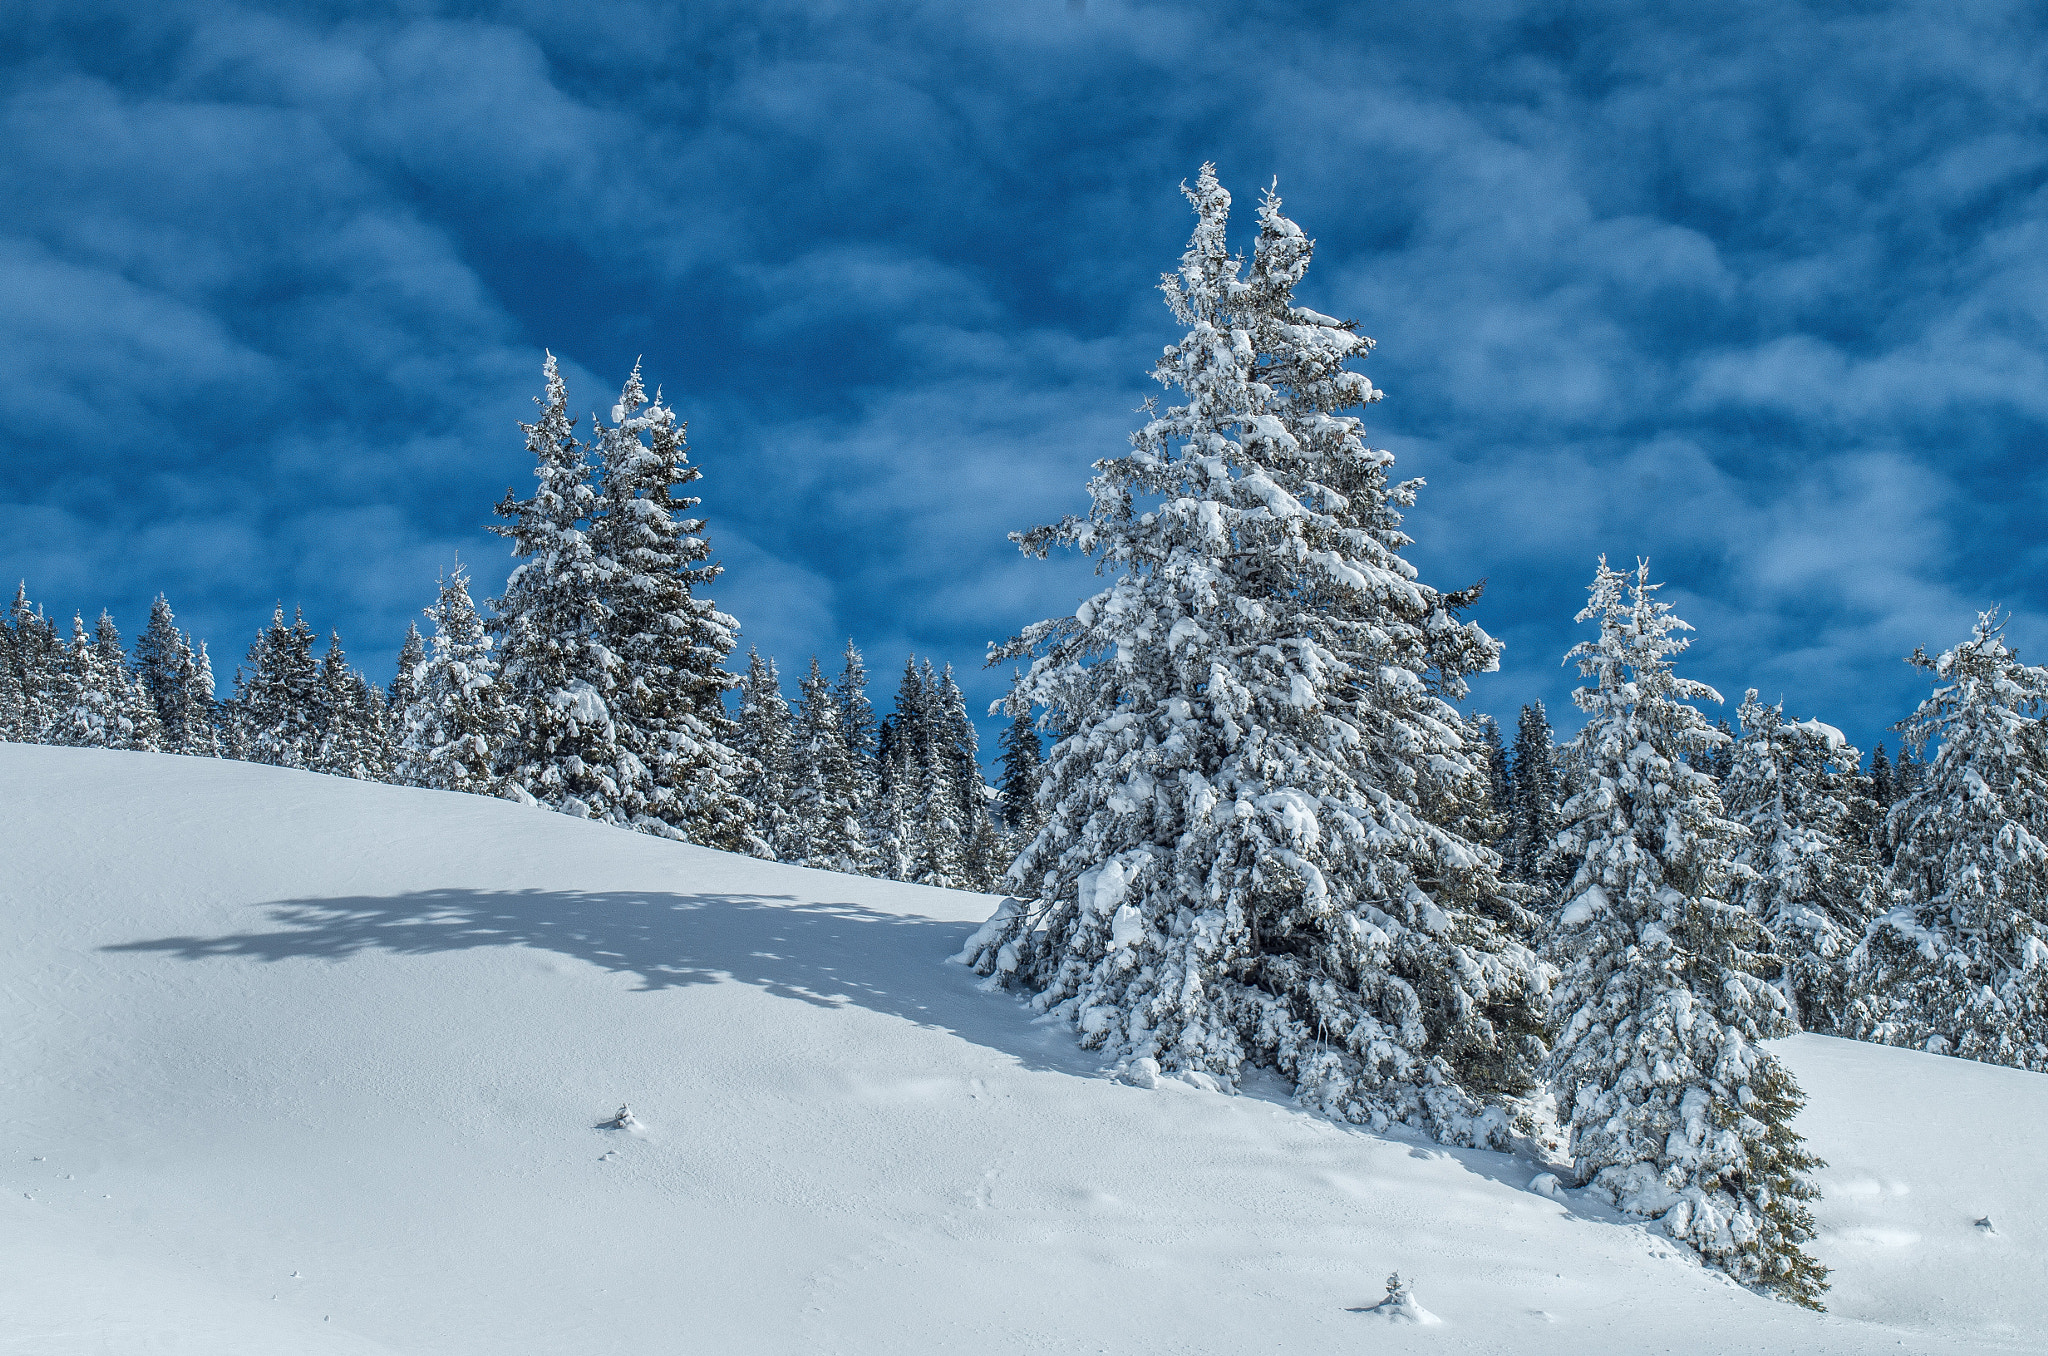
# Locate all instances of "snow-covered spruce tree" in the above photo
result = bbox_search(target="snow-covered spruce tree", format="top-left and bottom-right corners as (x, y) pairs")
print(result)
(133, 595), (218, 756)
(403, 567), (517, 796)
(353, 670), (397, 783)
(834, 640), (879, 856)
(49, 615), (110, 747)
(188, 642), (221, 755)
(135, 596), (193, 751)
(874, 659), (931, 881)
(232, 608), (322, 768)
(47, 612), (150, 750)
(1478, 716), (1511, 845)
(1507, 701), (1560, 889)
(97, 612), (162, 751)
(311, 634), (386, 781)
(1544, 557), (1826, 1307)
(1868, 742), (1894, 808)
(996, 698), (1044, 839)
(1724, 689), (1881, 1034)
(937, 664), (1006, 890)
(489, 354), (625, 819)
(1844, 611), (2048, 1071)
(929, 663), (995, 889)
(388, 622), (426, 767)
(8, 585), (65, 742)
(587, 367), (760, 852)
(0, 609), (19, 741)
(1892, 744), (1923, 797)
(870, 710), (914, 882)
(962, 167), (1544, 1145)
(734, 649), (795, 858)
(876, 657), (981, 888)
(786, 656), (866, 870)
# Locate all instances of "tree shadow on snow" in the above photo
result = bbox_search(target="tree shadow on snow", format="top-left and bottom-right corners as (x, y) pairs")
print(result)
(103, 888), (1099, 1077)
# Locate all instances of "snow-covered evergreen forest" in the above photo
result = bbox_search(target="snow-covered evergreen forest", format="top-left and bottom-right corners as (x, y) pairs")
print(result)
(6, 166), (2046, 1311)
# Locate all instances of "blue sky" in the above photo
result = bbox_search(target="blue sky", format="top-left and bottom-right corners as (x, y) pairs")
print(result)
(5, 0), (2047, 760)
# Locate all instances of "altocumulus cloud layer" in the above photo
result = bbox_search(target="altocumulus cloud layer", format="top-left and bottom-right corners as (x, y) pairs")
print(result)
(4, 0), (2047, 752)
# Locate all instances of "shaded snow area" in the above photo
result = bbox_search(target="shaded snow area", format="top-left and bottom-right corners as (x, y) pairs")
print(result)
(3, 745), (2043, 1354)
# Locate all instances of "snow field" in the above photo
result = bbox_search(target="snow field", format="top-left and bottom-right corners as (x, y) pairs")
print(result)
(2, 744), (2043, 1353)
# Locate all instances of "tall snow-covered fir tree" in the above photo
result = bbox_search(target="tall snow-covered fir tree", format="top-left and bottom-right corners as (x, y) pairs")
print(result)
(960, 167), (1545, 1146)
(786, 655), (866, 871)
(587, 366), (760, 852)
(1724, 689), (1881, 1034)
(1544, 558), (1825, 1308)
(490, 354), (626, 820)
(234, 608), (322, 769)
(1845, 611), (2048, 1072)
(403, 567), (518, 796)
(735, 649), (795, 858)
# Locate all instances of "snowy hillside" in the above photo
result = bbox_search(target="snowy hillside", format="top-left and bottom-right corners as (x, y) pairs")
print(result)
(3, 745), (2043, 1355)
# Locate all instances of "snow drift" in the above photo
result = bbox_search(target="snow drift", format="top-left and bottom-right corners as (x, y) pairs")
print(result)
(2, 745), (2043, 1353)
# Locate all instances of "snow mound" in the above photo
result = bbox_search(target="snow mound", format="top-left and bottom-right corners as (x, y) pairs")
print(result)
(3, 745), (2045, 1354)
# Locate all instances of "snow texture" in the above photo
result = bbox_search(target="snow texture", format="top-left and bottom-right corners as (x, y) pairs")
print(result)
(2, 744), (2044, 1354)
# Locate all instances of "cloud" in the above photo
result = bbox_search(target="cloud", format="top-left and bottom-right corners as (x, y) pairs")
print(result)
(5, 0), (2048, 761)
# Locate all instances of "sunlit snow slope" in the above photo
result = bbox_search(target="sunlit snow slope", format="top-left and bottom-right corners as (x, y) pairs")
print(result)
(3, 745), (2043, 1354)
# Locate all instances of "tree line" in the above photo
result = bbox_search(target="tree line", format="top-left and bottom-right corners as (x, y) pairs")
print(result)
(0, 356), (1043, 892)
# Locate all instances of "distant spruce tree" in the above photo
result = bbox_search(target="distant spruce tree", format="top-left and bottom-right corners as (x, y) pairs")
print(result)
(933, 663), (1000, 890)
(1544, 558), (1825, 1309)
(734, 649), (795, 858)
(1724, 690), (1882, 1034)
(1892, 744), (1922, 797)
(490, 354), (625, 820)
(50, 613), (155, 750)
(834, 640), (880, 860)
(8, 584), (64, 741)
(1507, 701), (1562, 892)
(1477, 715), (1511, 845)
(1702, 719), (1737, 782)
(0, 600), (21, 740)
(388, 622), (427, 779)
(134, 595), (219, 756)
(235, 607), (322, 769)
(311, 633), (386, 781)
(1868, 741), (1894, 806)
(403, 567), (517, 796)
(1846, 611), (2048, 1072)
(92, 612), (162, 751)
(787, 655), (866, 871)
(962, 167), (1543, 1145)
(996, 697), (1044, 840)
